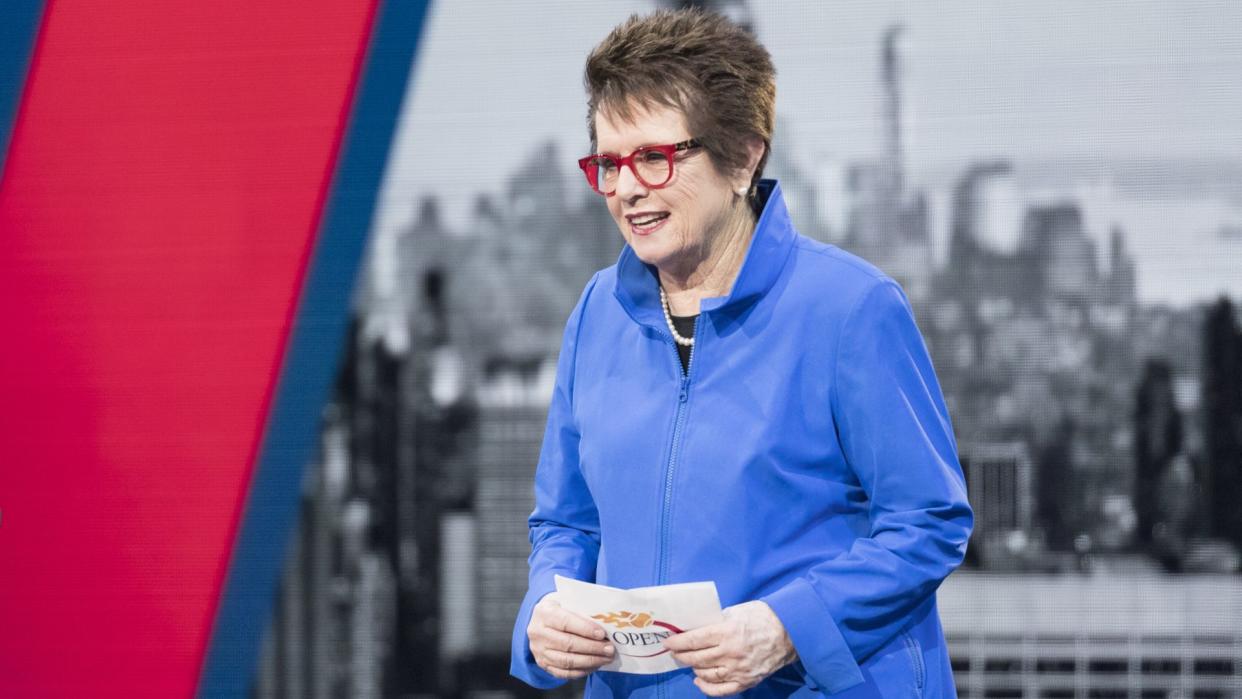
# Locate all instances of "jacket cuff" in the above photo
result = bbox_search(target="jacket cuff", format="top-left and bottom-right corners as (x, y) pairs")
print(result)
(762, 577), (865, 694)
(509, 581), (564, 689)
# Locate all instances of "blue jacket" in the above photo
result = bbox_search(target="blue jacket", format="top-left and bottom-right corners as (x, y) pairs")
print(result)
(511, 180), (973, 697)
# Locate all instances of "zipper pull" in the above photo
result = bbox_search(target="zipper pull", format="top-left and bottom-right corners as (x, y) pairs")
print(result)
(678, 377), (689, 403)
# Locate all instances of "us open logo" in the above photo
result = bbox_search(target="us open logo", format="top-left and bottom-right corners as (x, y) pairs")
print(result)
(591, 610), (684, 658)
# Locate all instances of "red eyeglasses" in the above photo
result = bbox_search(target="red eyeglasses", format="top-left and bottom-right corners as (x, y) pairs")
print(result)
(577, 139), (702, 196)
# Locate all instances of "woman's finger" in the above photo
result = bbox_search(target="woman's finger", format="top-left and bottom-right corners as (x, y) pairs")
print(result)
(692, 664), (731, 683)
(543, 647), (613, 672)
(546, 606), (607, 641)
(535, 627), (614, 658)
(543, 664), (589, 680)
(693, 675), (743, 697)
(563, 631), (614, 657)
(671, 644), (727, 669)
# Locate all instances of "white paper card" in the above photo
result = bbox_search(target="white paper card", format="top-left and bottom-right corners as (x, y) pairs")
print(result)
(554, 575), (724, 675)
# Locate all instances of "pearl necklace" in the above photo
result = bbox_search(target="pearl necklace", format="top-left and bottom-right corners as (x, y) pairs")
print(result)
(659, 286), (695, 347)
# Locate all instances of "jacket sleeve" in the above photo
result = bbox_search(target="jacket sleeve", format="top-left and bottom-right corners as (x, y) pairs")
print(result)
(760, 278), (974, 694)
(509, 273), (603, 689)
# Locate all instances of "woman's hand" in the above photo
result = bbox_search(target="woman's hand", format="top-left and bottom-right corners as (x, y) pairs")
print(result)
(527, 593), (616, 680)
(662, 600), (797, 696)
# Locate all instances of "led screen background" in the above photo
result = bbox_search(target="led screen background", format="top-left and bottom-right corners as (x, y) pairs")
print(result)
(2, 1), (1241, 698)
(269, 2), (1242, 696)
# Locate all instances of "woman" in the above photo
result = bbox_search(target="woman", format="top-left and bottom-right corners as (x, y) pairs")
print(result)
(510, 9), (972, 698)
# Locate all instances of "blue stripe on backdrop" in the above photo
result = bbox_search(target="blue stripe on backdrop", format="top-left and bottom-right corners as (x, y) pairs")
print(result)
(0, 0), (46, 181)
(197, 1), (433, 696)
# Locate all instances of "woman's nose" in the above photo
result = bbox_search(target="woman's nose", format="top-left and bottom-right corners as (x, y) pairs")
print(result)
(614, 162), (649, 200)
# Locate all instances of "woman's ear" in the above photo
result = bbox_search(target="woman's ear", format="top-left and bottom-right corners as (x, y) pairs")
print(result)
(735, 135), (767, 193)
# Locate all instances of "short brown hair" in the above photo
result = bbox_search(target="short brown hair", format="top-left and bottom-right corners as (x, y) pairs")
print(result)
(584, 8), (776, 192)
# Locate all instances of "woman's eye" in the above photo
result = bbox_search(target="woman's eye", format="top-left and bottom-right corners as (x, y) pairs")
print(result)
(641, 151), (669, 163)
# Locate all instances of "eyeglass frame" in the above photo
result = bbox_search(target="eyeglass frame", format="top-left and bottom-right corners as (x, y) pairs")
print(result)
(577, 138), (702, 196)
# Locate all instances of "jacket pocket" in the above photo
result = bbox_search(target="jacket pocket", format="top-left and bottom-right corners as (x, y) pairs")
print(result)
(899, 630), (926, 695)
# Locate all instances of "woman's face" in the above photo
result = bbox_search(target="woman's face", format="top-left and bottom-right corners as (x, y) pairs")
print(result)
(594, 102), (745, 276)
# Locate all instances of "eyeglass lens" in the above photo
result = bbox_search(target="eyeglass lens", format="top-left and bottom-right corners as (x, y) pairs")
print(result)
(594, 148), (673, 193)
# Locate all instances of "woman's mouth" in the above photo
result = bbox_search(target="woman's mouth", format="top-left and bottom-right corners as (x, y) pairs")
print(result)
(628, 212), (670, 236)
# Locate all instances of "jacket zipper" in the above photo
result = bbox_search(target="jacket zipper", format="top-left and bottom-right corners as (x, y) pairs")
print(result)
(901, 630), (926, 692)
(657, 316), (698, 699)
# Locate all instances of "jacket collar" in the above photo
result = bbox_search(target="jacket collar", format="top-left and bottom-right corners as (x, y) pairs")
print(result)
(613, 179), (796, 330)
